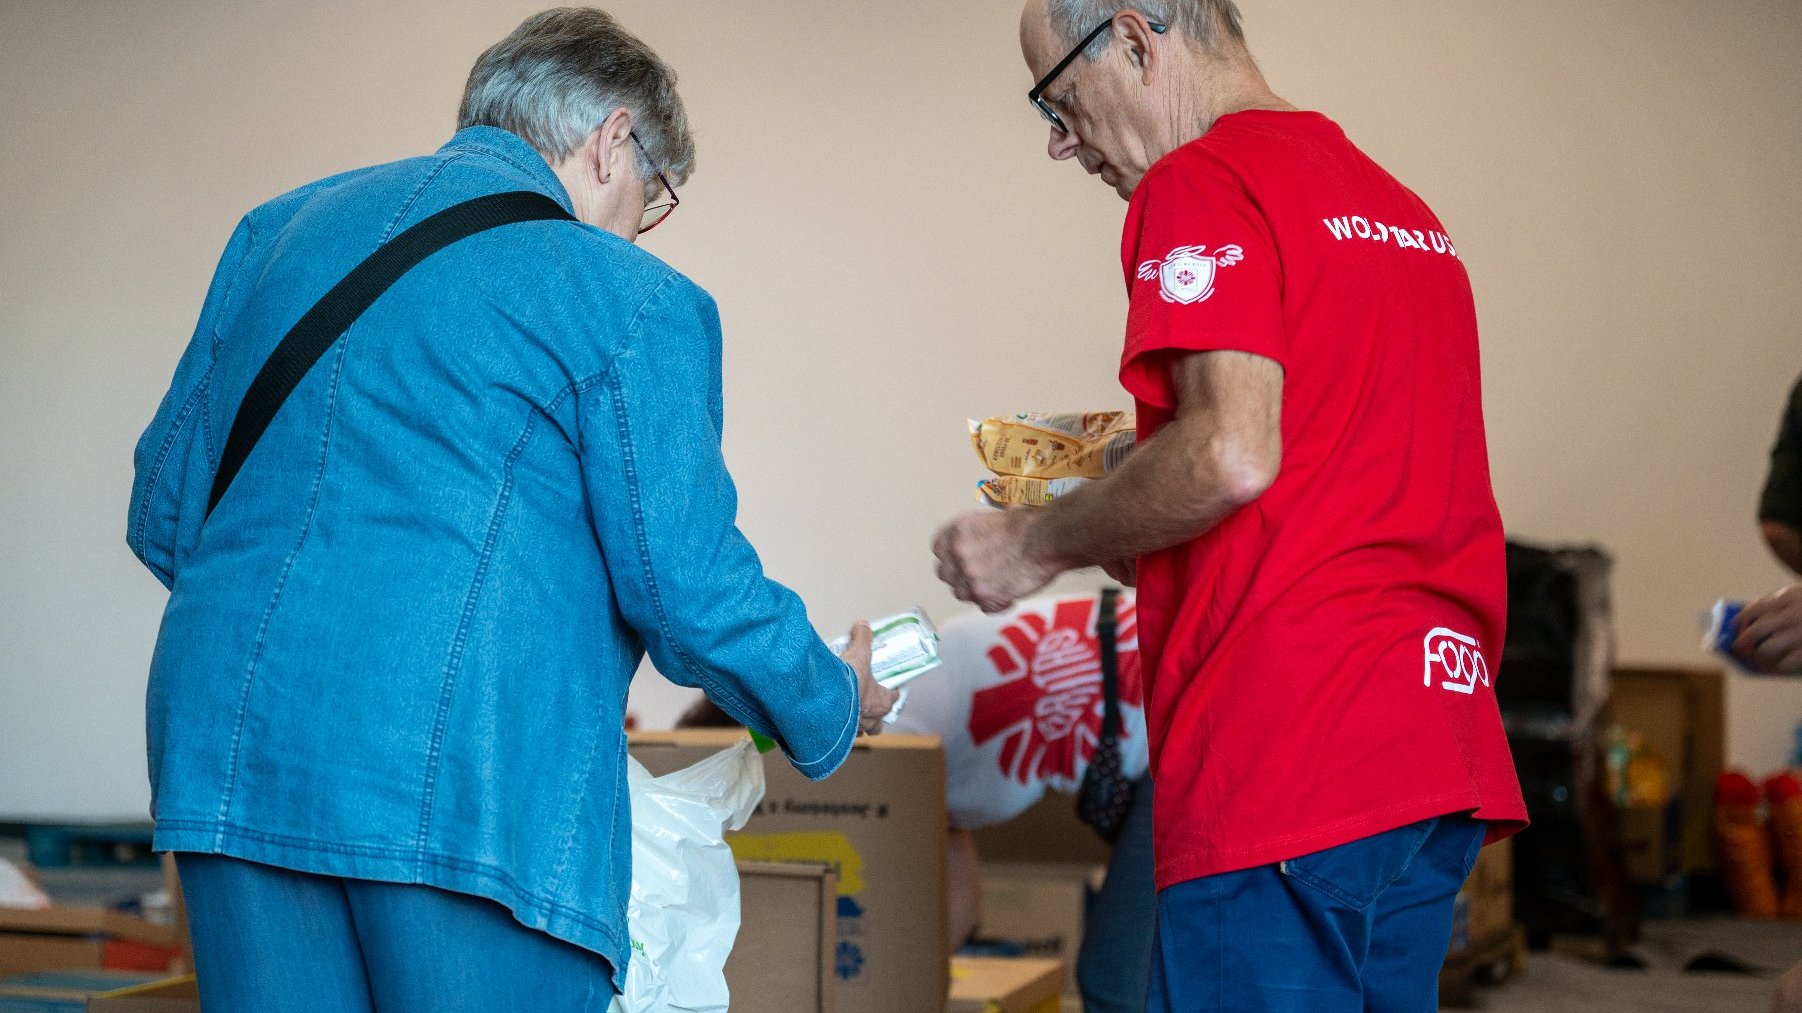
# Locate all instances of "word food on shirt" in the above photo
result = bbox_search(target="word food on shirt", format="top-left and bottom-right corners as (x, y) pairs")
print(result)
(1422, 627), (1492, 695)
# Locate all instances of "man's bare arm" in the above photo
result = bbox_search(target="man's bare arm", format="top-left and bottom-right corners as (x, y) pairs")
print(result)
(1029, 350), (1282, 570)
(932, 350), (1282, 613)
(1763, 520), (1802, 578)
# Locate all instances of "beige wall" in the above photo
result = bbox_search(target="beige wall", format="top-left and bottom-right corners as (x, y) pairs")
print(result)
(1, 1), (1797, 818)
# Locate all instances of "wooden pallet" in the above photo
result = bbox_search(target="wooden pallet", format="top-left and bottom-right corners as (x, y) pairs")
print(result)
(1441, 925), (1528, 1006)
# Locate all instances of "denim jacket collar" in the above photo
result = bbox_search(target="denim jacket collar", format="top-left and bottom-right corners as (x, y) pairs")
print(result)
(438, 126), (576, 216)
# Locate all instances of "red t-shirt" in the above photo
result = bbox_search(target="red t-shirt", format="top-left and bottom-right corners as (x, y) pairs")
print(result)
(1118, 110), (1527, 889)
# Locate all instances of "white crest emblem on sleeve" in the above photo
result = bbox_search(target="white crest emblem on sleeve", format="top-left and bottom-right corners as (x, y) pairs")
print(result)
(1136, 243), (1244, 304)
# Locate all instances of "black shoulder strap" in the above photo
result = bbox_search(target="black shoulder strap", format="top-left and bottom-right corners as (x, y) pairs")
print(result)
(205, 190), (575, 519)
(1098, 587), (1122, 739)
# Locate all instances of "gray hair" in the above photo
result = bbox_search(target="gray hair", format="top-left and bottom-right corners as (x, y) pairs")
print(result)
(458, 7), (695, 187)
(1047, 0), (1245, 58)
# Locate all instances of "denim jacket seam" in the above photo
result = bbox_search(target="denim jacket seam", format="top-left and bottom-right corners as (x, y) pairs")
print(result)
(196, 214), (256, 469)
(208, 214), (256, 359)
(598, 363), (764, 726)
(412, 406), (542, 867)
(196, 369), (217, 473)
(605, 733), (626, 878)
(544, 699), (612, 898)
(540, 371), (609, 420)
(381, 154), (463, 243)
(603, 274), (784, 729)
(130, 368), (212, 568)
(529, 376), (617, 893)
(212, 340), (352, 837)
(456, 143), (554, 189)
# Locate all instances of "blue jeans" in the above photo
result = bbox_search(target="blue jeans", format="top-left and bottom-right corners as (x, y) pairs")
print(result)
(177, 854), (615, 1013)
(1148, 815), (1486, 1013)
(1078, 777), (1157, 1013)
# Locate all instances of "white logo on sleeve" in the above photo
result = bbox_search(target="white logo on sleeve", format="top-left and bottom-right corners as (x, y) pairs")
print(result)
(1422, 627), (1491, 695)
(1136, 244), (1243, 305)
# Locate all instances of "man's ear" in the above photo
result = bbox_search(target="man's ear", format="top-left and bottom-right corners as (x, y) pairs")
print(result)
(591, 106), (635, 185)
(1112, 9), (1161, 85)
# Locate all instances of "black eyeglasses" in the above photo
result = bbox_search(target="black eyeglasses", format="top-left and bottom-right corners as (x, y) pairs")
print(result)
(631, 131), (679, 234)
(1028, 15), (1167, 135)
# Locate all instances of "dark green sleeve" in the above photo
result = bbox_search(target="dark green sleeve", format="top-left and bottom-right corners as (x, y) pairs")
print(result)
(1760, 375), (1802, 528)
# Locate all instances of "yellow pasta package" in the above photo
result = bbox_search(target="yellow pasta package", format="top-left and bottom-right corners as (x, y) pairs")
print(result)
(967, 411), (1136, 480)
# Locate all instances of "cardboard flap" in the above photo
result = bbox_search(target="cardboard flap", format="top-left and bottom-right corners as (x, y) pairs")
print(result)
(84, 974), (201, 1011)
(730, 862), (836, 1013)
(0, 908), (176, 948)
(948, 957), (1063, 1013)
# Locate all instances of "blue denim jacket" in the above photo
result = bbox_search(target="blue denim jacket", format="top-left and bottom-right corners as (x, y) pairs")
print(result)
(127, 126), (858, 987)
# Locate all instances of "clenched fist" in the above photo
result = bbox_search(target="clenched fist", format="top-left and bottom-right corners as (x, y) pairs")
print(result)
(932, 509), (1060, 614)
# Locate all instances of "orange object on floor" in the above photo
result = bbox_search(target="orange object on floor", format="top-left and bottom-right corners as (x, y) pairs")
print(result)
(1716, 771), (1780, 919)
(1766, 772), (1802, 919)
(102, 937), (184, 972)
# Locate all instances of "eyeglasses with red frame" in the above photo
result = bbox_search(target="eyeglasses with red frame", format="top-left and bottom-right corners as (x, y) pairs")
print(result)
(631, 131), (678, 234)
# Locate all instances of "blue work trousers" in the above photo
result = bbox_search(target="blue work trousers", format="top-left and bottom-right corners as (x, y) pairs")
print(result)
(1147, 815), (1486, 1012)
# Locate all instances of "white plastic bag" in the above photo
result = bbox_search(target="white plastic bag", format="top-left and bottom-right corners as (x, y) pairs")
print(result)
(0, 856), (51, 910)
(611, 737), (766, 1013)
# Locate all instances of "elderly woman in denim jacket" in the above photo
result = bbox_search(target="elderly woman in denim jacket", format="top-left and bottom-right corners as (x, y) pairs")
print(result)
(127, 9), (895, 1011)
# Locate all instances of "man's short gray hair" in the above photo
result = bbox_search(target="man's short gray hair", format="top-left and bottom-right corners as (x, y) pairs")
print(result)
(1047, 0), (1245, 58)
(458, 7), (695, 187)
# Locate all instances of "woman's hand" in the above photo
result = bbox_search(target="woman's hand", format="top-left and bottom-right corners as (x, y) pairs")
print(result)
(840, 622), (900, 735)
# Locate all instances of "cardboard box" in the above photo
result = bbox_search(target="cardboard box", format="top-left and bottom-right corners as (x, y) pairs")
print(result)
(1674, 669), (1724, 874)
(1616, 803), (1680, 884)
(0, 934), (106, 977)
(85, 976), (199, 1013)
(0, 909), (179, 978)
(731, 861), (837, 1013)
(972, 795), (1113, 868)
(632, 731), (948, 1013)
(1611, 666), (1724, 880)
(976, 864), (1096, 996)
(947, 957), (1062, 1013)
(1466, 837), (1515, 944)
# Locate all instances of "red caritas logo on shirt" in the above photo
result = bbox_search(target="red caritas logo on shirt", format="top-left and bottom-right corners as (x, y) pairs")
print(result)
(968, 598), (1142, 785)
(1136, 243), (1244, 304)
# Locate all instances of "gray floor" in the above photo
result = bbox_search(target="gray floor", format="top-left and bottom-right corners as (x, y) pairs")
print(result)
(1474, 919), (1801, 1013)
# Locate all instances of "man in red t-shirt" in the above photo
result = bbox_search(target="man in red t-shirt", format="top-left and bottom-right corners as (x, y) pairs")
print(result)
(932, 3), (1527, 1009)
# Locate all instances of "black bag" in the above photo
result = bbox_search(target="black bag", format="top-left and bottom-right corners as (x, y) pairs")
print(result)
(1076, 587), (1137, 843)
(205, 191), (575, 519)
